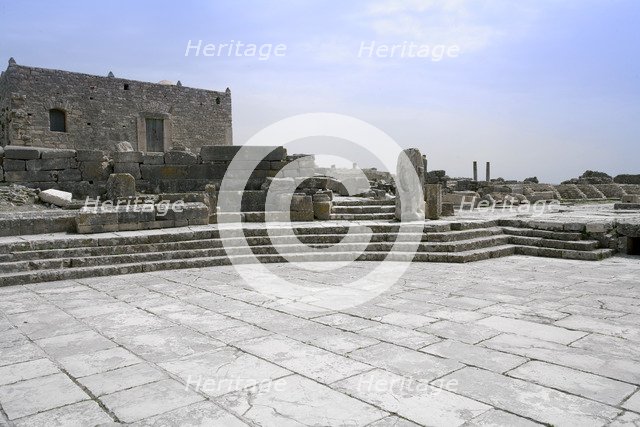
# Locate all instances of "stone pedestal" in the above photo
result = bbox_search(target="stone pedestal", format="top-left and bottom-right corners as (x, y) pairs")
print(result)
(425, 183), (442, 220)
(395, 148), (425, 221)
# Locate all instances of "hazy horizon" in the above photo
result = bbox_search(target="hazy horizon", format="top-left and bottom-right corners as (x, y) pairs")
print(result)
(1, 0), (638, 184)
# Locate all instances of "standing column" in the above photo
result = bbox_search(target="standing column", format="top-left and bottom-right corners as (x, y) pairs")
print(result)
(422, 155), (428, 180)
(486, 162), (491, 182)
(473, 161), (478, 181)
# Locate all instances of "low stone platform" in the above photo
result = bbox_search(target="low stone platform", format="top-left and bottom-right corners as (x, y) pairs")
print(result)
(1, 257), (639, 425)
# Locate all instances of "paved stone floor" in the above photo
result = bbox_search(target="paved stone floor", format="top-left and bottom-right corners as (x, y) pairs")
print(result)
(1, 255), (640, 426)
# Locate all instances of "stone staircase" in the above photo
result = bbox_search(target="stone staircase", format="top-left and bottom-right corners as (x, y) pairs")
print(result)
(330, 198), (396, 220)
(0, 219), (614, 286)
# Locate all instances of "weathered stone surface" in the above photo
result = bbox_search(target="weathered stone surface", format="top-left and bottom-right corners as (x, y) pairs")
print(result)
(422, 339), (526, 373)
(3, 159), (26, 171)
(39, 189), (72, 207)
(106, 173), (136, 200)
(290, 193), (313, 212)
(113, 151), (143, 164)
(80, 161), (112, 181)
(76, 149), (105, 162)
(57, 168), (82, 182)
(440, 367), (620, 426)
(0, 373), (88, 420)
(313, 201), (332, 220)
(334, 369), (490, 426)
(113, 162), (141, 179)
(100, 379), (203, 423)
(40, 148), (76, 159)
(4, 146), (40, 160)
(221, 375), (384, 426)
(476, 315), (586, 344)
(164, 150), (198, 165)
(508, 360), (636, 405)
(622, 194), (640, 203)
(4, 170), (57, 182)
(26, 158), (75, 171)
(142, 152), (165, 165)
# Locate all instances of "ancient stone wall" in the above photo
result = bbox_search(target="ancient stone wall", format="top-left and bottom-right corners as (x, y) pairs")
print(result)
(0, 145), (294, 198)
(0, 61), (232, 151)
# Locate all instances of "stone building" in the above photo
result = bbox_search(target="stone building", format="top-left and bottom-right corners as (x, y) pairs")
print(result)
(0, 58), (232, 152)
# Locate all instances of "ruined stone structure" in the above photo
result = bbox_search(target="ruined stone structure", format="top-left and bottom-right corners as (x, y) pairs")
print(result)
(0, 59), (232, 152)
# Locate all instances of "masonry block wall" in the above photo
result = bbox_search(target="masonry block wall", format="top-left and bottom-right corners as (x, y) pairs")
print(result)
(0, 145), (315, 200)
(0, 60), (232, 151)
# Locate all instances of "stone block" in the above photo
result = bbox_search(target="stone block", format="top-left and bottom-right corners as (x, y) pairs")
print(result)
(40, 149), (76, 159)
(57, 169), (82, 182)
(164, 151), (198, 165)
(140, 165), (189, 181)
(3, 159), (26, 171)
(441, 202), (454, 216)
(201, 163), (228, 180)
(76, 149), (105, 162)
(241, 190), (267, 212)
(313, 201), (332, 220)
(270, 161), (287, 171)
(301, 177), (329, 189)
(76, 209), (118, 227)
(80, 161), (112, 182)
(26, 158), (75, 171)
(57, 181), (106, 198)
(290, 210), (314, 221)
(114, 162), (141, 180)
(200, 145), (242, 162)
(585, 223), (606, 233)
(312, 191), (332, 202)
(39, 189), (72, 207)
(4, 146), (40, 160)
(290, 194), (313, 212)
(622, 195), (640, 203)
(106, 173), (136, 200)
(142, 152), (165, 165)
(200, 145), (286, 162)
(615, 202), (640, 210)
(4, 170), (57, 182)
(113, 151), (143, 163)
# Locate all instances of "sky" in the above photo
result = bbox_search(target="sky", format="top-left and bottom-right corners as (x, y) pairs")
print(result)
(1, 0), (639, 183)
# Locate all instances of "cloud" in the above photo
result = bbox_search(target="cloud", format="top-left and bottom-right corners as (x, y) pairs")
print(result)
(363, 0), (536, 52)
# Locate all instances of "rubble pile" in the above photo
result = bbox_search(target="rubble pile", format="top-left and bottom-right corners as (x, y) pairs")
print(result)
(0, 184), (39, 206)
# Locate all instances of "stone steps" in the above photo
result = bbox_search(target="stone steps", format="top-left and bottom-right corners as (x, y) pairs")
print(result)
(330, 197), (396, 220)
(329, 213), (396, 220)
(0, 220), (616, 286)
(501, 227), (584, 241)
(331, 205), (396, 214)
(0, 244), (520, 287)
(0, 234), (513, 274)
(515, 246), (614, 261)
(332, 198), (395, 206)
(5, 227), (507, 262)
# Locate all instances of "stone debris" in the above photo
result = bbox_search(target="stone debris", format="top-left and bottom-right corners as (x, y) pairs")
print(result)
(38, 189), (72, 208)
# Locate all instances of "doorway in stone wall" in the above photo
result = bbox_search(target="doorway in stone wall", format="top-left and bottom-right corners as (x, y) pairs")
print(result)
(146, 118), (164, 152)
